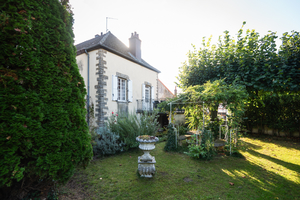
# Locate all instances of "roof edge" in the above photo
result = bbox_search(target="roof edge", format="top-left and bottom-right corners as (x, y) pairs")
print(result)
(158, 79), (175, 96)
(77, 44), (161, 73)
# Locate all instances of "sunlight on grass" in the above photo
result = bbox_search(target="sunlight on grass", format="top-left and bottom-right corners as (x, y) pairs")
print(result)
(59, 136), (300, 200)
(241, 137), (300, 185)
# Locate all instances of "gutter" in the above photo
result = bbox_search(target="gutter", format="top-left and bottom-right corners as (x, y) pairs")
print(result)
(85, 49), (90, 128)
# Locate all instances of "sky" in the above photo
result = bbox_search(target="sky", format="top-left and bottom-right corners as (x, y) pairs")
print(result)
(69, 0), (300, 94)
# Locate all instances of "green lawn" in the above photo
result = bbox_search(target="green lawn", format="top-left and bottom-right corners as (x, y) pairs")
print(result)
(59, 135), (300, 200)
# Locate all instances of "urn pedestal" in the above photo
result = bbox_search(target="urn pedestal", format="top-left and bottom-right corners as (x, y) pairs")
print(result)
(136, 136), (159, 178)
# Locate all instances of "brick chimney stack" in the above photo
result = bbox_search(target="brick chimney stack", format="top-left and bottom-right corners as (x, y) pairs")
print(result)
(174, 86), (177, 97)
(129, 32), (141, 61)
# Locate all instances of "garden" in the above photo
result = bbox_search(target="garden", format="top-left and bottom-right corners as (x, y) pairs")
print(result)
(58, 134), (300, 200)
(1, 0), (300, 199)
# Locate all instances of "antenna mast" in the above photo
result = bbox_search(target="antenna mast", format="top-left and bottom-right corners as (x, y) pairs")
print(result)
(106, 17), (118, 32)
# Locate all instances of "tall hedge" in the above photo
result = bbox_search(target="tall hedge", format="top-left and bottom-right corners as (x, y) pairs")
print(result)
(0, 0), (92, 198)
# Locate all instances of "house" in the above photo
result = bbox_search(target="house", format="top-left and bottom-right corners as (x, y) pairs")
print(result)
(157, 79), (175, 101)
(75, 31), (160, 127)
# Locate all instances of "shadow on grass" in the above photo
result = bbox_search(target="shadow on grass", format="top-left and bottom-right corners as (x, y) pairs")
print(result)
(246, 133), (300, 151)
(59, 139), (300, 200)
(212, 159), (300, 199)
(246, 149), (300, 176)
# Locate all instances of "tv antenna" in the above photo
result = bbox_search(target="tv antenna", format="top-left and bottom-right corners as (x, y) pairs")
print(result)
(106, 17), (118, 32)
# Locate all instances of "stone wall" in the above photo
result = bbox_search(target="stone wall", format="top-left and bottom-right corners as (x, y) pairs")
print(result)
(95, 49), (108, 127)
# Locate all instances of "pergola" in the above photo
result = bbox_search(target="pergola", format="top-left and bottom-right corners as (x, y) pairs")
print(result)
(167, 98), (236, 155)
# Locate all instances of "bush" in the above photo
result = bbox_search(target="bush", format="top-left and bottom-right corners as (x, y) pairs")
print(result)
(164, 124), (178, 152)
(178, 125), (188, 136)
(0, 0), (92, 198)
(137, 110), (160, 136)
(185, 129), (216, 160)
(93, 126), (125, 156)
(107, 111), (160, 151)
(108, 112), (140, 150)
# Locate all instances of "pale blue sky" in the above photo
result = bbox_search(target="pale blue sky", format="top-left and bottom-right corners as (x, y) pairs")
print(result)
(70, 0), (300, 93)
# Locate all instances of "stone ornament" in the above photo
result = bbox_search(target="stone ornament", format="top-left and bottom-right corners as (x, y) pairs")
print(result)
(136, 136), (159, 178)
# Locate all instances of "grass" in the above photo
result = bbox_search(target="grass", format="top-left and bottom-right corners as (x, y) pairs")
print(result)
(58, 135), (300, 200)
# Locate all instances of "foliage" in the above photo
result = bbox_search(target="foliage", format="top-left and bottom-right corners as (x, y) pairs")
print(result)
(107, 112), (139, 150)
(137, 110), (160, 136)
(185, 129), (216, 160)
(164, 124), (178, 152)
(244, 92), (300, 135)
(206, 120), (223, 139)
(178, 125), (189, 136)
(88, 97), (97, 135)
(177, 22), (300, 93)
(93, 126), (125, 156)
(176, 22), (300, 136)
(183, 79), (249, 131)
(138, 135), (156, 140)
(107, 111), (160, 151)
(0, 0), (92, 198)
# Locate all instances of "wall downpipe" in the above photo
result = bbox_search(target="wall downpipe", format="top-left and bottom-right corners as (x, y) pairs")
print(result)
(85, 49), (90, 128)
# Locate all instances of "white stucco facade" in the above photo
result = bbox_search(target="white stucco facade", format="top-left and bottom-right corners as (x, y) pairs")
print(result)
(76, 48), (158, 125)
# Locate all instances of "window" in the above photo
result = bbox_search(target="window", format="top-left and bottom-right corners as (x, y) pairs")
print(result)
(142, 84), (154, 110)
(145, 86), (150, 102)
(118, 78), (126, 101)
(112, 75), (132, 102)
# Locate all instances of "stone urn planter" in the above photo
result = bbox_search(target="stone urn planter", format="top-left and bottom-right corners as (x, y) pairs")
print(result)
(136, 135), (159, 178)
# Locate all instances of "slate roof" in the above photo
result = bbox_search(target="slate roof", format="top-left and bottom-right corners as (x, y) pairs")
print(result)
(75, 32), (160, 73)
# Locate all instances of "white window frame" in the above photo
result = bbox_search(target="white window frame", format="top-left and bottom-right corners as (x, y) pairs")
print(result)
(142, 83), (154, 111)
(118, 77), (127, 102)
(112, 75), (132, 102)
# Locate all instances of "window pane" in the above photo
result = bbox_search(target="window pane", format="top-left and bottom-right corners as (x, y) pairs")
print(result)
(122, 79), (125, 100)
(117, 78), (127, 101)
(118, 78), (121, 100)
(145, 87), (150, 102)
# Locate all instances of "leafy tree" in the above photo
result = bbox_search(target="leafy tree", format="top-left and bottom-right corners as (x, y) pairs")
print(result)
(176, 22), (300, 136)
(177, 22), (300, 93)
(0, 0), (92, 198)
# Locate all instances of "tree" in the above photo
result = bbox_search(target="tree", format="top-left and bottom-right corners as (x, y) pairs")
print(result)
(0, 0), (92, 198)
(176, 22), (300, 136)
(177, 22), (300, 93)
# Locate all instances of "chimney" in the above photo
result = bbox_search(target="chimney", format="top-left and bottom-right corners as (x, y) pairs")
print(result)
(174, 86), (177, 97)
(129, 32), (141, 61)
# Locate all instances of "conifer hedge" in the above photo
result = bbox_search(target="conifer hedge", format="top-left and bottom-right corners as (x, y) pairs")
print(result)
(0, 0), (92, 197)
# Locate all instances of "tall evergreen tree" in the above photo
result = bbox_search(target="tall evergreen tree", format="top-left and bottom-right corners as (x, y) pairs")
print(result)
(0, 0), (92, 198)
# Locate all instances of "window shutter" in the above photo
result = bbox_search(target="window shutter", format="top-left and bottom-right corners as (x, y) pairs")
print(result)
(128, 80), (132, 102)
(142, 84), (145, 110)
(151, 86), (155, 102)
(151, 86), (154, 110)
(112, 75), (118, 101)
(142, 84), (145, 100)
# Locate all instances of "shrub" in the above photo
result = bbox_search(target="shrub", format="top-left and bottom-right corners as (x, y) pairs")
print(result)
(164, 124), (178, 152)
(107, 111), (160, 151)
(185, 129), (216, 160)
(109, 112), (140, 150)
(137, 110), (160, 136)
(0, 0), (92, 198)
(93, 126), (125, 156)
(178, 125), (188, 136)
